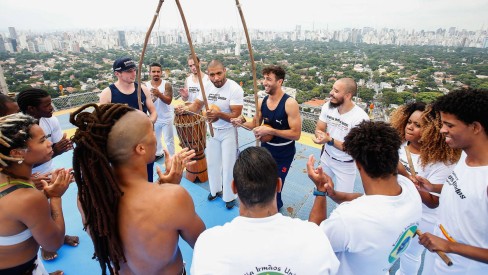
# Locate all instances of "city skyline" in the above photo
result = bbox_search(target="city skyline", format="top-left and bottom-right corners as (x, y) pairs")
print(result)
(1, 0), (487, 33)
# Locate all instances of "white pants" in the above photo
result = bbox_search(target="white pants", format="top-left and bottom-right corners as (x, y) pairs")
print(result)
(155, 119), (175, 156)
(396, 218), (436, 275)
(320, 154), (357, 193)
(206, 127), (237, 203)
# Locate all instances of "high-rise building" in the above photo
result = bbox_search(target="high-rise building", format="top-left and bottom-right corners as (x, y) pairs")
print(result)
(0, 35), (6, 53)
(118, 31), (127, 48)
(483, 37), (488, 49)
(8, 27), (18, 40)
(0, 65), (9, 95)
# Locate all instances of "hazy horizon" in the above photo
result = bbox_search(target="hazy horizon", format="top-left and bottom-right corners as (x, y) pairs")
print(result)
(1, 0), (487, 34)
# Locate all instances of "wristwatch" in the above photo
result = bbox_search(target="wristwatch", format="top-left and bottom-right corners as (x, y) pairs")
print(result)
(313, 188), (327, 196)
(327, 138), (334, 146)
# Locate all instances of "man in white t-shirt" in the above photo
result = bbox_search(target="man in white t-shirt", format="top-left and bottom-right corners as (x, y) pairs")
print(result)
(16, 88), (78, 266)
(308, 121), (422, 275)
(191, 146), (339, 274)
(176, 60), (243, 209)
(418, 88), (488, 274)
(180, 55), (209, 103)
(145, 62), (175, 157)
(313, 78), (369, 193)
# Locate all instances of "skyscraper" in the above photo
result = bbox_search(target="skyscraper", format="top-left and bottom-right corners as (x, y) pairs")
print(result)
(0, 65), (9, 95)
(118, 31), (127, 48)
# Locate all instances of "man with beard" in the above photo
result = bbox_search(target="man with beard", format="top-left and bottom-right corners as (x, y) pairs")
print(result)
(176, 60), (244, 209)
(180, 55), (209, 103)
(99, 57), (157, 182)
(145, 62), (175, 157)
(313, 78), (369, 193)
(231, 65), (301, 210)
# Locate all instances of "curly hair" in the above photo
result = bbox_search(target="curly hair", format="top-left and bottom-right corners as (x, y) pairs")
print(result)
(343, 121), (402, 179)
(70, 103), (135, 275)
(433, 88), (488, 136)
(389, 101), (426, 143)
(419, 106), (461, 166)
(0, 113), (37, 173)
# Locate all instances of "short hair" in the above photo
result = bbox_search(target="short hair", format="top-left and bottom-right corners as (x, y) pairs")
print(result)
(207, 60), (225, 70)
(262, 65), (286, 81)
(149, 62), (162, 69)
(338, 78), (358, 96)
(0, 94), (15, 116)
(389, 101), (426, 143)
(188, 54), (200, 63)
(433, 88), (488, 136)
(0, 113), (37, 171)
(233, 147), (278, 207)
(16, 88), (50, 113)
(343, 121), (402, 179)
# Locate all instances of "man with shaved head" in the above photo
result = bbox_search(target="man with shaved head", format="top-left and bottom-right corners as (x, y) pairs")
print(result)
(176, 59), (244, 209)
(313, 78), (369, 193)
(71, 103), (205, 275)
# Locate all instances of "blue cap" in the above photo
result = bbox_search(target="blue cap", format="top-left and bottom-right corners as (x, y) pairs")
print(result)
(113, 57), (136, 72)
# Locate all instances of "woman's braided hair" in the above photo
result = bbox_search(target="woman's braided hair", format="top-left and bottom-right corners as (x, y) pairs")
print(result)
(0, 113), (37, 172)
(70, 103), (135, 275)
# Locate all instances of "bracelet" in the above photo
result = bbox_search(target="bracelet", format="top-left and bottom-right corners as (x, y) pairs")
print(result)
(313, 188), (327, 197)
(327, 138), (334, 146)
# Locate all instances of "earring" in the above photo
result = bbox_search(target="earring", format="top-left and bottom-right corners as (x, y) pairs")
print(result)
(18, 160), (23, 164)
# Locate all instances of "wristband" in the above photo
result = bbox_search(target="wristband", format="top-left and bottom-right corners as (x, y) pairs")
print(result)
(327, 138), (334, 146)
(313, 188), (327, 197)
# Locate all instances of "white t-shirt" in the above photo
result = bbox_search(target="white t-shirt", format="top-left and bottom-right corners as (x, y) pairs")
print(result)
(432, 152), (488, 274)
(32, 116), (63, 174)
(320, 176), (422, 275)
(186, 74), (209, 103)
(319, 102), (369, 162)
(191, 213), (339, 275)
(145, 80), (173, 122)
(398, 142), (456, 223)
(197, 79), (244, 129)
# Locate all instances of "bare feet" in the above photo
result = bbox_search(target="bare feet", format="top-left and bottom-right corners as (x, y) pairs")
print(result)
(49, 270), (64, 275)
(64, 235), (79, 247)
(41, 247), (58, 261)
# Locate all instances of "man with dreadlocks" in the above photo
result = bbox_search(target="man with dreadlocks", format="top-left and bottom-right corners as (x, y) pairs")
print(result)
(16, 88), (79, 263)
(71, 103), (205, 275)
(389, 102), (461, 275)
(0, 113), (72, 275)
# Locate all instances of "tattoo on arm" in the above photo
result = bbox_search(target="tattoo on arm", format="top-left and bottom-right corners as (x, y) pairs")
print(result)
(164, 86), (173, 97)
(51, 210), (60, 220)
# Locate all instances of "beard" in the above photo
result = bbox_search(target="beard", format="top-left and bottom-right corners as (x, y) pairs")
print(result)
(329, 97), (344, 108)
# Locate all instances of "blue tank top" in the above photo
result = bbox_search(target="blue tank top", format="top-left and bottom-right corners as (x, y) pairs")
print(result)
(261, 93), (294, 145)
(109, 83), (148, 113)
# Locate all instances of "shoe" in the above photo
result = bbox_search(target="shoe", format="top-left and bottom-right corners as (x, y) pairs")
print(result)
(225, 200), (236, 209)
(207, 191), (222, 201)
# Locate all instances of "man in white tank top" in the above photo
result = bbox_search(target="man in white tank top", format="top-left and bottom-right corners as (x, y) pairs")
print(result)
(145, 62), (175, 157)
(180, 55), (209, 103)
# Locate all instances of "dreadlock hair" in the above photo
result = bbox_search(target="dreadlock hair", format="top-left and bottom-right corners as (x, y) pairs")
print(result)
(389, 101), (427, 143)
(70, 103), (135, 275)
(16, 88), (50, 113)
(343, 121), (402, 179)
(0, 113), (37, 172)
(419, 105), (461, 167)
(433, 88), (488, 136)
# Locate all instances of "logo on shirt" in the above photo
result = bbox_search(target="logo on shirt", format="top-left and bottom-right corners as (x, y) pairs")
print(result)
(243, 266), (295, 275)
(275, 119), (283, 125)
(208, 93), (227, 102)
(326, 114), (349, 131)
(445, 171), (466, 199)
(388, 224), (417, 264)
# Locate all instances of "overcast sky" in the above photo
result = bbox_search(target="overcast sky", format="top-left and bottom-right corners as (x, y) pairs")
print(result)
(1, 0), (487, 33)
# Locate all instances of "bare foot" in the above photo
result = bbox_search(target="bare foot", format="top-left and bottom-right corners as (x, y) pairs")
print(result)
(41, 247), (58, 261)
(49, 271), (64, 275)
(64, 235), (79, 247)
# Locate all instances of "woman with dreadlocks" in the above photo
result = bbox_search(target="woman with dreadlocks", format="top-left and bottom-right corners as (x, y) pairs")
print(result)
(71, 103), (204, 275)
(0, 113), (72, 274)
(390, 102), (461, 275)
